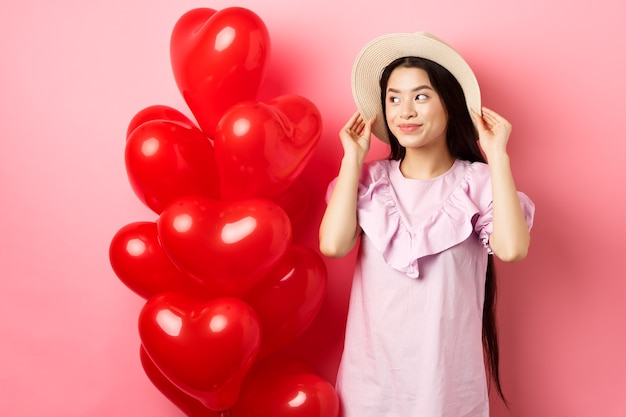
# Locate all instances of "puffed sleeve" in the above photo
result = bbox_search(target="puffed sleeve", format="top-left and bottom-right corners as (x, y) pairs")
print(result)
(466, 162), (535, 253)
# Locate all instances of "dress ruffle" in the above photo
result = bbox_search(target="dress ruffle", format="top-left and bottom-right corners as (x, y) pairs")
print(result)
(354, 160), (535, 278)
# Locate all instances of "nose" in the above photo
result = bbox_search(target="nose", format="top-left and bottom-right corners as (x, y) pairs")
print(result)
(400, 102), (416, 119)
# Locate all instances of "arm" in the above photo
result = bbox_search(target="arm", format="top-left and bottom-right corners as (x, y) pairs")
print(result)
(472, 107), (531, 262)
(319, 112), (374, 258)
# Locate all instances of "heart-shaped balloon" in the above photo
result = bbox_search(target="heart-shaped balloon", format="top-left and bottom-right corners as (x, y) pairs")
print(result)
(139, 293), (262, 412)
(125, 118), (220, 214)
(139, 346), (219, 417)
(244, 245), (327, 358)
(170, 7), (270, 138)
(127, 105), (195, 139)
(233, 355), (339, 417)
(109, 221), (215, 300)
(214, 94), (322, 200)
(157, 196), (292, 296)
(270, 178), (311, 233)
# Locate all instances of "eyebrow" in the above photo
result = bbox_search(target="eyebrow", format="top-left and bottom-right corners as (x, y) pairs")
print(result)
(387, 85), (433, 94)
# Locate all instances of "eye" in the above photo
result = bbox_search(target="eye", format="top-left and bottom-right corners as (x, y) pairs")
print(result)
(389, 96), (400, 104)
(415, 93), (428, 101)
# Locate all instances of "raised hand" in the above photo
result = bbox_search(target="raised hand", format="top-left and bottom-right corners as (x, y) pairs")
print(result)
(472, 107), (512, 161)
(339, 111), (375, 164)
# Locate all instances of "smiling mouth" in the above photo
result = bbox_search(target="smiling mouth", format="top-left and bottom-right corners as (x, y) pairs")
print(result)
(398, 124), (420, 133)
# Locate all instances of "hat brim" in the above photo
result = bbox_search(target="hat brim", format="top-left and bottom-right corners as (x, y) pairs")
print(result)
(351, 32), (481, 144)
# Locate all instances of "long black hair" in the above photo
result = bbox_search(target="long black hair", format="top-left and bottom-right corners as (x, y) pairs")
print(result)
(380, 56), (508, 405)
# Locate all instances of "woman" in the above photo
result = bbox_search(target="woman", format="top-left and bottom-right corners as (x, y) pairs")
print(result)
(319, 32), (535, 417)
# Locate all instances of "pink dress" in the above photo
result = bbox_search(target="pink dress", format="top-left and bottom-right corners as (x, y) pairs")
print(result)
(330, 159), (535, 417)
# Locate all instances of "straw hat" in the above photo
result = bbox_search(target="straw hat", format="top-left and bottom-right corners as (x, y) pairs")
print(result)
(351, 32), (481, 143)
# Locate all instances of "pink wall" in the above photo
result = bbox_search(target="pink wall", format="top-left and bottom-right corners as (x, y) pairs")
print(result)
(1, 0), (625, 416)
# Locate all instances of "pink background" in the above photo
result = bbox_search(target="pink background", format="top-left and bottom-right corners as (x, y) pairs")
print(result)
(1, 0), (625, 416)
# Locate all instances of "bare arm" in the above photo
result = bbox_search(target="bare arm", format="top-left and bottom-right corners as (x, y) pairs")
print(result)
(472, 107), (531, 262)
(319, 112), (374, 257)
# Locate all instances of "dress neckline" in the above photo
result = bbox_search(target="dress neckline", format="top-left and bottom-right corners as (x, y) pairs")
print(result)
(391, 158), (460, 183)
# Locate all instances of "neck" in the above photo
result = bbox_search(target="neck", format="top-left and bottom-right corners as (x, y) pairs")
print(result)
(400, 147), (455, 180)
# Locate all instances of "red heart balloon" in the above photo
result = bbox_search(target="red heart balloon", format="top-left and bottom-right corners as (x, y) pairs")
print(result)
(140, 346), (219, 417)
(139, 293), (262, 412)
(214, 94), (322, 200)
(244, 245), (327, 358)
(109, 221), (215, 300)
(127, 105), (195, 139)
(170, 7), (270, 138)
(270, 178), (311, 232)
(125, 119), (220, 214)
(157, 196), (292, 296)
(246, 354), (317, 377)
(233, 356), (339, 417)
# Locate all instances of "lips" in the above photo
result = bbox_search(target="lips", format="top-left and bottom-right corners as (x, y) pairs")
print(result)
(398, 123), (421, 133)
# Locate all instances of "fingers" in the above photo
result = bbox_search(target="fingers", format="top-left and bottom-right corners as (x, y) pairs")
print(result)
(362, 117), (374, 137)
(471, 110), (487, 131)
(481, 107), (502, 119)
(482, 107), (510, 126)
(353, 116), (366, 135)
(481, 109), (500, 128)
(341, 111), (359, 132)
(343, 111), (375, 136)
(474, 107), (512, 133)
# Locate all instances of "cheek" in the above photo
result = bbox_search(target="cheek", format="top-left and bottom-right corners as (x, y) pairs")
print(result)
(384, 106), (398, 123)
(425, 107), (447, 126)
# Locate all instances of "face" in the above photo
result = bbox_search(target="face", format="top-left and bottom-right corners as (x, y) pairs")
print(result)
(384, 66), (448, 152)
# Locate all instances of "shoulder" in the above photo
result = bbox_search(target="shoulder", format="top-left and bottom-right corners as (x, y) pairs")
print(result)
(457, 160), (491, 191)
(447, 160), (493, 212)
(359, 159), (395, 185)
(457, 159), (489, 177)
